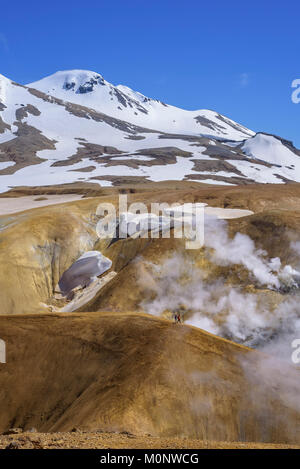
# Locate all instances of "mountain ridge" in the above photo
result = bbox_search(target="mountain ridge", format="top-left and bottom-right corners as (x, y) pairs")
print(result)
(27, 69), (254, 140)
(0, 70), (299, 192)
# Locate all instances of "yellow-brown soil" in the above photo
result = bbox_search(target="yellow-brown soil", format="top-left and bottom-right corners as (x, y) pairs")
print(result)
(0, 312), (299, 444)
(2, 182), (300, 315)
(1, 182), (300, 448)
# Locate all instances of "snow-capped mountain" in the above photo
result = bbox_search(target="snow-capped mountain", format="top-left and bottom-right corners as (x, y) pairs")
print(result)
(28, 70), (254, 140)
(0, 69), (300, 193)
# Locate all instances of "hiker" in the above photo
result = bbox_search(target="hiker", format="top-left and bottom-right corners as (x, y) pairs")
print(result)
(173, 313), (182, 324)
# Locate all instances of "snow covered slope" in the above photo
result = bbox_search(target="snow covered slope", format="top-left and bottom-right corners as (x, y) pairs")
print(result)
(0, 71), (299, 193)
(28, 70), (254, 140)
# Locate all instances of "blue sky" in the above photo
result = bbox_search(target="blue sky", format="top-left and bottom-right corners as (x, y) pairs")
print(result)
(1, 0), (299, 146)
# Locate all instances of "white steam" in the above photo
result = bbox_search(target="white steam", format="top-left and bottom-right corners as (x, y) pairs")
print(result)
(204, 216), (299, 289)
(138, 216), (300, 352)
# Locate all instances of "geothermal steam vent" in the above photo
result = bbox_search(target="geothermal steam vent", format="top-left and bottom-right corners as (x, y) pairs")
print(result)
(58, 251), (112, 298)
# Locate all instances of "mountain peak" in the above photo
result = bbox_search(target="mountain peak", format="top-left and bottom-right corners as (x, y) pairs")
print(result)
(28, 70), (107, 95)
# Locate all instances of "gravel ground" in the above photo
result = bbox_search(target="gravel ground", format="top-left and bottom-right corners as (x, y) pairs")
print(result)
(0, 431), (299, 449)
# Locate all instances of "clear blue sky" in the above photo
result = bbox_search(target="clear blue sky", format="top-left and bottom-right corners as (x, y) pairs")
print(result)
(1, 0), (299, 146)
